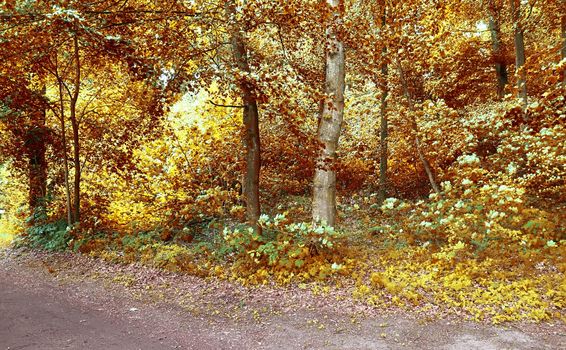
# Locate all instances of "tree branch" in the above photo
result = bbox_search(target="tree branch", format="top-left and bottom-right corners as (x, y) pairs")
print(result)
(208, 100), (246, 108)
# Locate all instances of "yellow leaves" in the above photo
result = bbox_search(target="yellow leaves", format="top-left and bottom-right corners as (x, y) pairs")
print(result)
(432, 241), (466, 261)
(0, 163), (27, 237)
(343, 241), (565, 324)
(442, 272), (472, 291)
(370, 272), (393, 290)
(352, 284), (371, 298)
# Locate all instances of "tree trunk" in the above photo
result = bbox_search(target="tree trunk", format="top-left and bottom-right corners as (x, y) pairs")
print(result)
(26, 87), (47, 220)
(562, 0), (565, 87)
(58, 80), (73, 226)
(70, 104), (80, 224)
(226, 0), (262, 232)
(377, 9), (389, 205)
(488, 12), (508, 99)
(510, 0), (527, 108)
(69, 34), (81, 224)
(313, 0), (346, 226)
(397, 62), (440, 194)
(397, 61), (440, 194)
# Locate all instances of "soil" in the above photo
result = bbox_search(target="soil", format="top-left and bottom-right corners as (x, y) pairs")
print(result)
(1, 248), (565, 350)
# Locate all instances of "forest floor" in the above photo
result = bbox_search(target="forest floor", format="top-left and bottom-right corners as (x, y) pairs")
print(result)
(1, 248), (565, 350)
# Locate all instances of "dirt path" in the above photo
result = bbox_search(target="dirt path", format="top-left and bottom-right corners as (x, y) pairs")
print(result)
(1, 249), (564, 350)
(0, 278), (175, 349)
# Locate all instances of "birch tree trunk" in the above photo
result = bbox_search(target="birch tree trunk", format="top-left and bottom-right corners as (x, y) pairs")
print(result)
(226, 0), (262, 231)
(510, 0), (527, 108)
(313, 0), (345, 226)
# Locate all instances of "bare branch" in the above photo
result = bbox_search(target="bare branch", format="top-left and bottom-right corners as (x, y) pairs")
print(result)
(208, 100), (245, 108)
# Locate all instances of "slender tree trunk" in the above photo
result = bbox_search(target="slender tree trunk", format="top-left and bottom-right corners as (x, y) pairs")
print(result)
(397, 61), (440, 194)
(69, 34), (81, 224)
(70, 105), (80, 224)
(313, 0), (345, 226)
(510, 0), (527, 108)
(488, 12), (508, 99)
(56, 66), (73, 226)
(226, 0), (262, 232)
(562, 0), (565, 87)
(27, 86), (47, 220)
(377, 9), (389, 205)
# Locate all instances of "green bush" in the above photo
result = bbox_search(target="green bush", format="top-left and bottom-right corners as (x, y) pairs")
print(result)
(24, 219), (71, 251)
(222, 214), (344, 271)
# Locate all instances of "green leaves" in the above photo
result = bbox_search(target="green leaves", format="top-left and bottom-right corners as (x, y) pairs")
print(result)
(221, 214), (344, 273)
(24, 219), (71, 251)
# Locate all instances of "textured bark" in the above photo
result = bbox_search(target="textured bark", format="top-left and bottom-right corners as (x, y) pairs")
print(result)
(510, 0), (527, 108)
(398, 62), (440, 194)
(26, 89), (47, 217)
(226, 0), (261, 231)
(377, 9), (389, 205)
(562, 0), (566, 87)
(58, 79), (73, 226)
(313, 0), (345, 226)
(488, 12), (508, 99)
(53, 51), (73, 225)
(69, 35), (82, 224)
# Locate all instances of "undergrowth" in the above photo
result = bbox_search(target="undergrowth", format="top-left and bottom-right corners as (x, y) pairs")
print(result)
(15, 209), (72, 251)
(0, 232), (12, 247)
(60, 209), (566, 325)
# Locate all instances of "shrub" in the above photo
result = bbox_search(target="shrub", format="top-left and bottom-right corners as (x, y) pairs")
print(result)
(23, 218), (71, 251)
(221, 214), (346, 280)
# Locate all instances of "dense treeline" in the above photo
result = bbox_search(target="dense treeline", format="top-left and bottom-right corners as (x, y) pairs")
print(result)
(1, 0), (565, 324)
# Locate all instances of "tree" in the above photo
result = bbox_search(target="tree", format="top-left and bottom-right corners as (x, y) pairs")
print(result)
(397, 61), (440, 194)
(68, 34), (82, 224)
(562, 0), (566, 87)
(510, 0), (528, 108)
(377, 6), (389, 205)
(0, 76), (50, 220)
(25, 86), (48, 216)
(225, 0), (262, 232)
(313, 0), (346, 226)
(1, 1), (170, 226)
(487, 0), (509, 99)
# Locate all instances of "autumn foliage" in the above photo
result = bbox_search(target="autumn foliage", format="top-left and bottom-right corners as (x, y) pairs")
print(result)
(1, 0), (565, 324)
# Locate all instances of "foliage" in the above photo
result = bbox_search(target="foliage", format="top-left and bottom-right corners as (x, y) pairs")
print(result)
(220, 214), (345, 281)
(0, 162), (27, 239)
(1, 0), (565, 325)
(21, 218), (71, 251)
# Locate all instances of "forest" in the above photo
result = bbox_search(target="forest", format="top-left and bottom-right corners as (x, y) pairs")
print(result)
(0, 0), (565, 326)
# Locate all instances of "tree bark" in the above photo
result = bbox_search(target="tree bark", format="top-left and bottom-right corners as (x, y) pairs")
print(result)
(397, 61), (440, 194)
(562, 0), (565, 87)
(53, 51), (73, 226)
(226, 0), (262, 232)
(510, 0), (527, 108)
(377, 9), (389, 205)
(69, 34), (81, 224)
(58, 79), (73, 226)
(488, 10), (508, 99)
(313, 0), (345, 226)
(26, 86), (47, 219)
